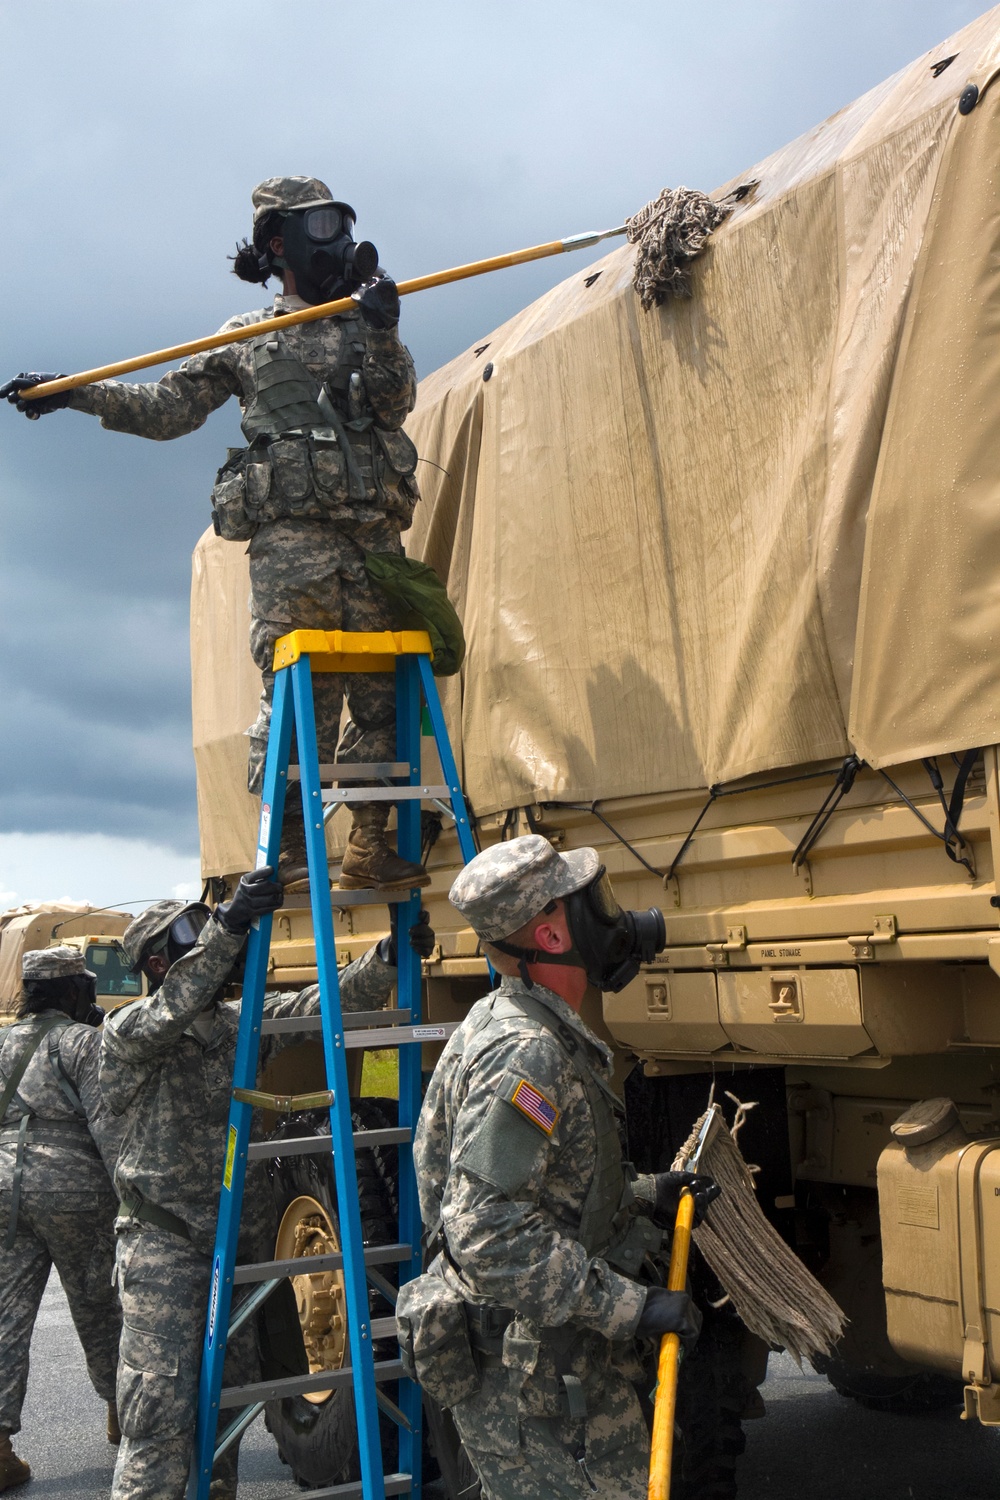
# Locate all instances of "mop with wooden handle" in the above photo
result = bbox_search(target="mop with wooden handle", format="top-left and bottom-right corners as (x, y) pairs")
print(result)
(16, 187), (729, 405)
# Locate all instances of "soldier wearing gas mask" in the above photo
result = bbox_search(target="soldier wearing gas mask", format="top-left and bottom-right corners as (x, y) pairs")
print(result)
(101, 874), (435, 1500)
(0, 947), (125, 1492)
(401, 836), (720, 1500)
(0, 175), (427, 895)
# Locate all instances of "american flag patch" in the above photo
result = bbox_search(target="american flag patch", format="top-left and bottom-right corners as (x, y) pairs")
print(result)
(510, 1079), (559, 1135)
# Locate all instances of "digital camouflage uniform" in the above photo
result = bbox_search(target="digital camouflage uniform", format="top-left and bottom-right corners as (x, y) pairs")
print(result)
(0, 957), (124, 1443)
(413, 976), (657, 1500)
(100, 915), (397, 1500)
(68, 288), (418, 868)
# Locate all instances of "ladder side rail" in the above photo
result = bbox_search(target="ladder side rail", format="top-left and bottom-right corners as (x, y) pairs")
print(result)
(415, 657), (479, 866)
(395, 656), (426, 1498)
(189, 668), (295, 1500)
(293, 655), (387, 1500)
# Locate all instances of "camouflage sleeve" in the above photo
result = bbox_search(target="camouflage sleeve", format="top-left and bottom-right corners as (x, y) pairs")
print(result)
(340, 943), (397, 1013)
(66, 314), (251, 440)
(100, 918), (245, 1112)
(363, 328), (417, 430)
(257, 944), (397, 1066)
(59, 1026), (126, 1177)
(440, 1034), (647, 1340)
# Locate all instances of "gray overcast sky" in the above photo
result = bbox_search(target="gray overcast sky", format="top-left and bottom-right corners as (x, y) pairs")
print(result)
(0, 0), (990, 906)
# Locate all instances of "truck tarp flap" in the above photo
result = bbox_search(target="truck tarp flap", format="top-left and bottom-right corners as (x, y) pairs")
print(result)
(190, 8), (1000, 877)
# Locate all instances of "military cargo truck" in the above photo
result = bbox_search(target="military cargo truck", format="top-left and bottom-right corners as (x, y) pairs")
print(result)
(0, 902), (145, 1020)
(190, 8), (1000, 1492)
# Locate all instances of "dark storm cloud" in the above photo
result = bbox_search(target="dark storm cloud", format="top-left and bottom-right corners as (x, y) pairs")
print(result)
(0, 0), (988, 854)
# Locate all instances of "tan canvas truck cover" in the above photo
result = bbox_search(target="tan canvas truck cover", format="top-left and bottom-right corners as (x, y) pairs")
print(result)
(0, 903), (132, 1016)
(192, 9), (1000, 878)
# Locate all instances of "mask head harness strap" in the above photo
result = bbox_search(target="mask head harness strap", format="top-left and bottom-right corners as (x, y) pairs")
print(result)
(489, 901), (584, 990)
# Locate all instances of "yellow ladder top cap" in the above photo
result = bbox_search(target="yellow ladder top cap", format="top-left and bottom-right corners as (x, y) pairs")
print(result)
(272, 628), (434, 673)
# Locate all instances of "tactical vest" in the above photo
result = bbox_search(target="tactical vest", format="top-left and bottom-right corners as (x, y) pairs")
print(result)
(210, 318), (419, 542)
(0, 1016), (96, 1247)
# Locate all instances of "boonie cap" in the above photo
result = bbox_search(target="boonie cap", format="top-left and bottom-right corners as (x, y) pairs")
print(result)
(123, 899), (207, 972)
(23, 945), (95, 982)
(449, 834), (600, 943)
(252, 176), (335, 226)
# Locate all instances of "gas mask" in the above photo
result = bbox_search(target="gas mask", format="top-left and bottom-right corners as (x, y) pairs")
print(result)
(275, 202), (379, 305)
(63, 971), (103, 1026)
(143, 906), (211, 991)
(493, 868), (666, 993)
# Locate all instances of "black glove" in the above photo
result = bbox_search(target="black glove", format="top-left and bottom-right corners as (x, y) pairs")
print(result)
(358, 277), (400, 330)
(0, 373), (71, 417)
(215, 865), (284, 935)
(380, 907), (435, 966)
(635, 1287), (703, 1352)
(652, 1171), (721, 1226)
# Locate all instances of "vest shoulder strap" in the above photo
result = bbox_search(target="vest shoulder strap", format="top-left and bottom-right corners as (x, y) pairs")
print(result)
(0, 1016), (69, 1125)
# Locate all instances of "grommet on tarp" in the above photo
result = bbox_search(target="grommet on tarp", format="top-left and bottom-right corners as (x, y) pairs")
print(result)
(959, 82), (979, 115)
(482, 361), (494, 381)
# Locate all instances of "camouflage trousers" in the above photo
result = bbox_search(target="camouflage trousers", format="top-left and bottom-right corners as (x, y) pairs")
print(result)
(245, 517), (404, 867)
(451, 1359), (649, 1500)
(110, 1228), (258, 1500)
(0, 1186), (120, 1434)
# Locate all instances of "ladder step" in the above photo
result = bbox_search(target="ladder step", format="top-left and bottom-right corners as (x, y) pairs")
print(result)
(288, 762), (412, 781)
(321, 784), (451, 804)
(220, 1356), (405, 1408)
(283, 889), (423, 909)
(262, 1008), (411, 1036)
(290, 1473), (412, 1499)
(341, 1022), (457, 1050)
(248, 1126), (410, 1161)
(234, 1241), (411, 1285)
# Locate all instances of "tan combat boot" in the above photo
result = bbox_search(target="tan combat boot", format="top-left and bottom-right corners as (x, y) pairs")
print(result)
(0, 1433), (30, 1492)
(107, 1402), (122, 1445)
(339, 825), (429, 892)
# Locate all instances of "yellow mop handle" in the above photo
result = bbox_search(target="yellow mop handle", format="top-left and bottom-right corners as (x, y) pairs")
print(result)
(648, 1188), (696, 1500)
(19, 226), (626, 402)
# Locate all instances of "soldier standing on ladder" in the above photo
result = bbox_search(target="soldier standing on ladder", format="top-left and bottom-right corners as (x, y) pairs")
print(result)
(0, 947), (125, 1492)
(0, 174), (429, 895)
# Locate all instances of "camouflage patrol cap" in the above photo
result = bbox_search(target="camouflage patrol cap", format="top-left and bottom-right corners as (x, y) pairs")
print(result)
(23, 945), (95, 982)
(252, 176), (335, 226)
(122, 899), (207, 972)
(449, 834), (601, 943)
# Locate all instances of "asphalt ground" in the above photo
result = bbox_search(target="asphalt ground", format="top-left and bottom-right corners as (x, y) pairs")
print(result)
(12, 1275), (1000, 1498)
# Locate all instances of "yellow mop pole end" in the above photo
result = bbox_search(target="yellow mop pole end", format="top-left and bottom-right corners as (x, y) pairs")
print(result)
(648, 1188), (697, 1500)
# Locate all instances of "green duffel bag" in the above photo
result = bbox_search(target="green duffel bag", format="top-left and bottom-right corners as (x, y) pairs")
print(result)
(364, 552), (466, 677)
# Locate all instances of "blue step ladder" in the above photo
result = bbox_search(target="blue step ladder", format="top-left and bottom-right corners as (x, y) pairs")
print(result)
(189, 629), (478, 1500)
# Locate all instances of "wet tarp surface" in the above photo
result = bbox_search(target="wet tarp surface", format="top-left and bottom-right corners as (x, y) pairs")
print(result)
(191, 10), (1000, 876)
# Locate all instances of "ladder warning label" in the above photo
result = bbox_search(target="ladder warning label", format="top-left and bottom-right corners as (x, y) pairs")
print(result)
(223, 1126), (237, 1191)
(256, 804), (271, 867)
(207, 1255), (221, 1350)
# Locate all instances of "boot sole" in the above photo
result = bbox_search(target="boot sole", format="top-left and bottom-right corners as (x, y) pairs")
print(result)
(338, 873), (432, 892)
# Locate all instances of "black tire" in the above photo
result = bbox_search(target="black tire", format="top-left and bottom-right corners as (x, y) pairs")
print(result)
(261, 1098), (400, 1489)
(813, 1352), (963, 1413)
(667, 1303), (746, 1500)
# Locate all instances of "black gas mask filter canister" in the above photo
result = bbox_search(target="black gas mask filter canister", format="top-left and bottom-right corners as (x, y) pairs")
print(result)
(492, 867), (666, 993)
(276, 202), (379, 305)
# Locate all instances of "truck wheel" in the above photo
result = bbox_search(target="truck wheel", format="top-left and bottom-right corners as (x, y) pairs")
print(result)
(669, 1307), (746, 1500)
(813, 1353), (962, 1413)
(261, 1099), (399, 1489)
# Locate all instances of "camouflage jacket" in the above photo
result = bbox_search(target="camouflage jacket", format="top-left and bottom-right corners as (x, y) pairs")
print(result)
(0, 1012), (122, 1196)
(414, 977), (649, 1345)
(68, 293), (416, 441)
(100, 915), (396, 1256)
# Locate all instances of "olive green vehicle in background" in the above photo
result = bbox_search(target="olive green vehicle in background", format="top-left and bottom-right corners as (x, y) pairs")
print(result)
(0, 902), (146, 1022)
(190, 8), (1000, 1493)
